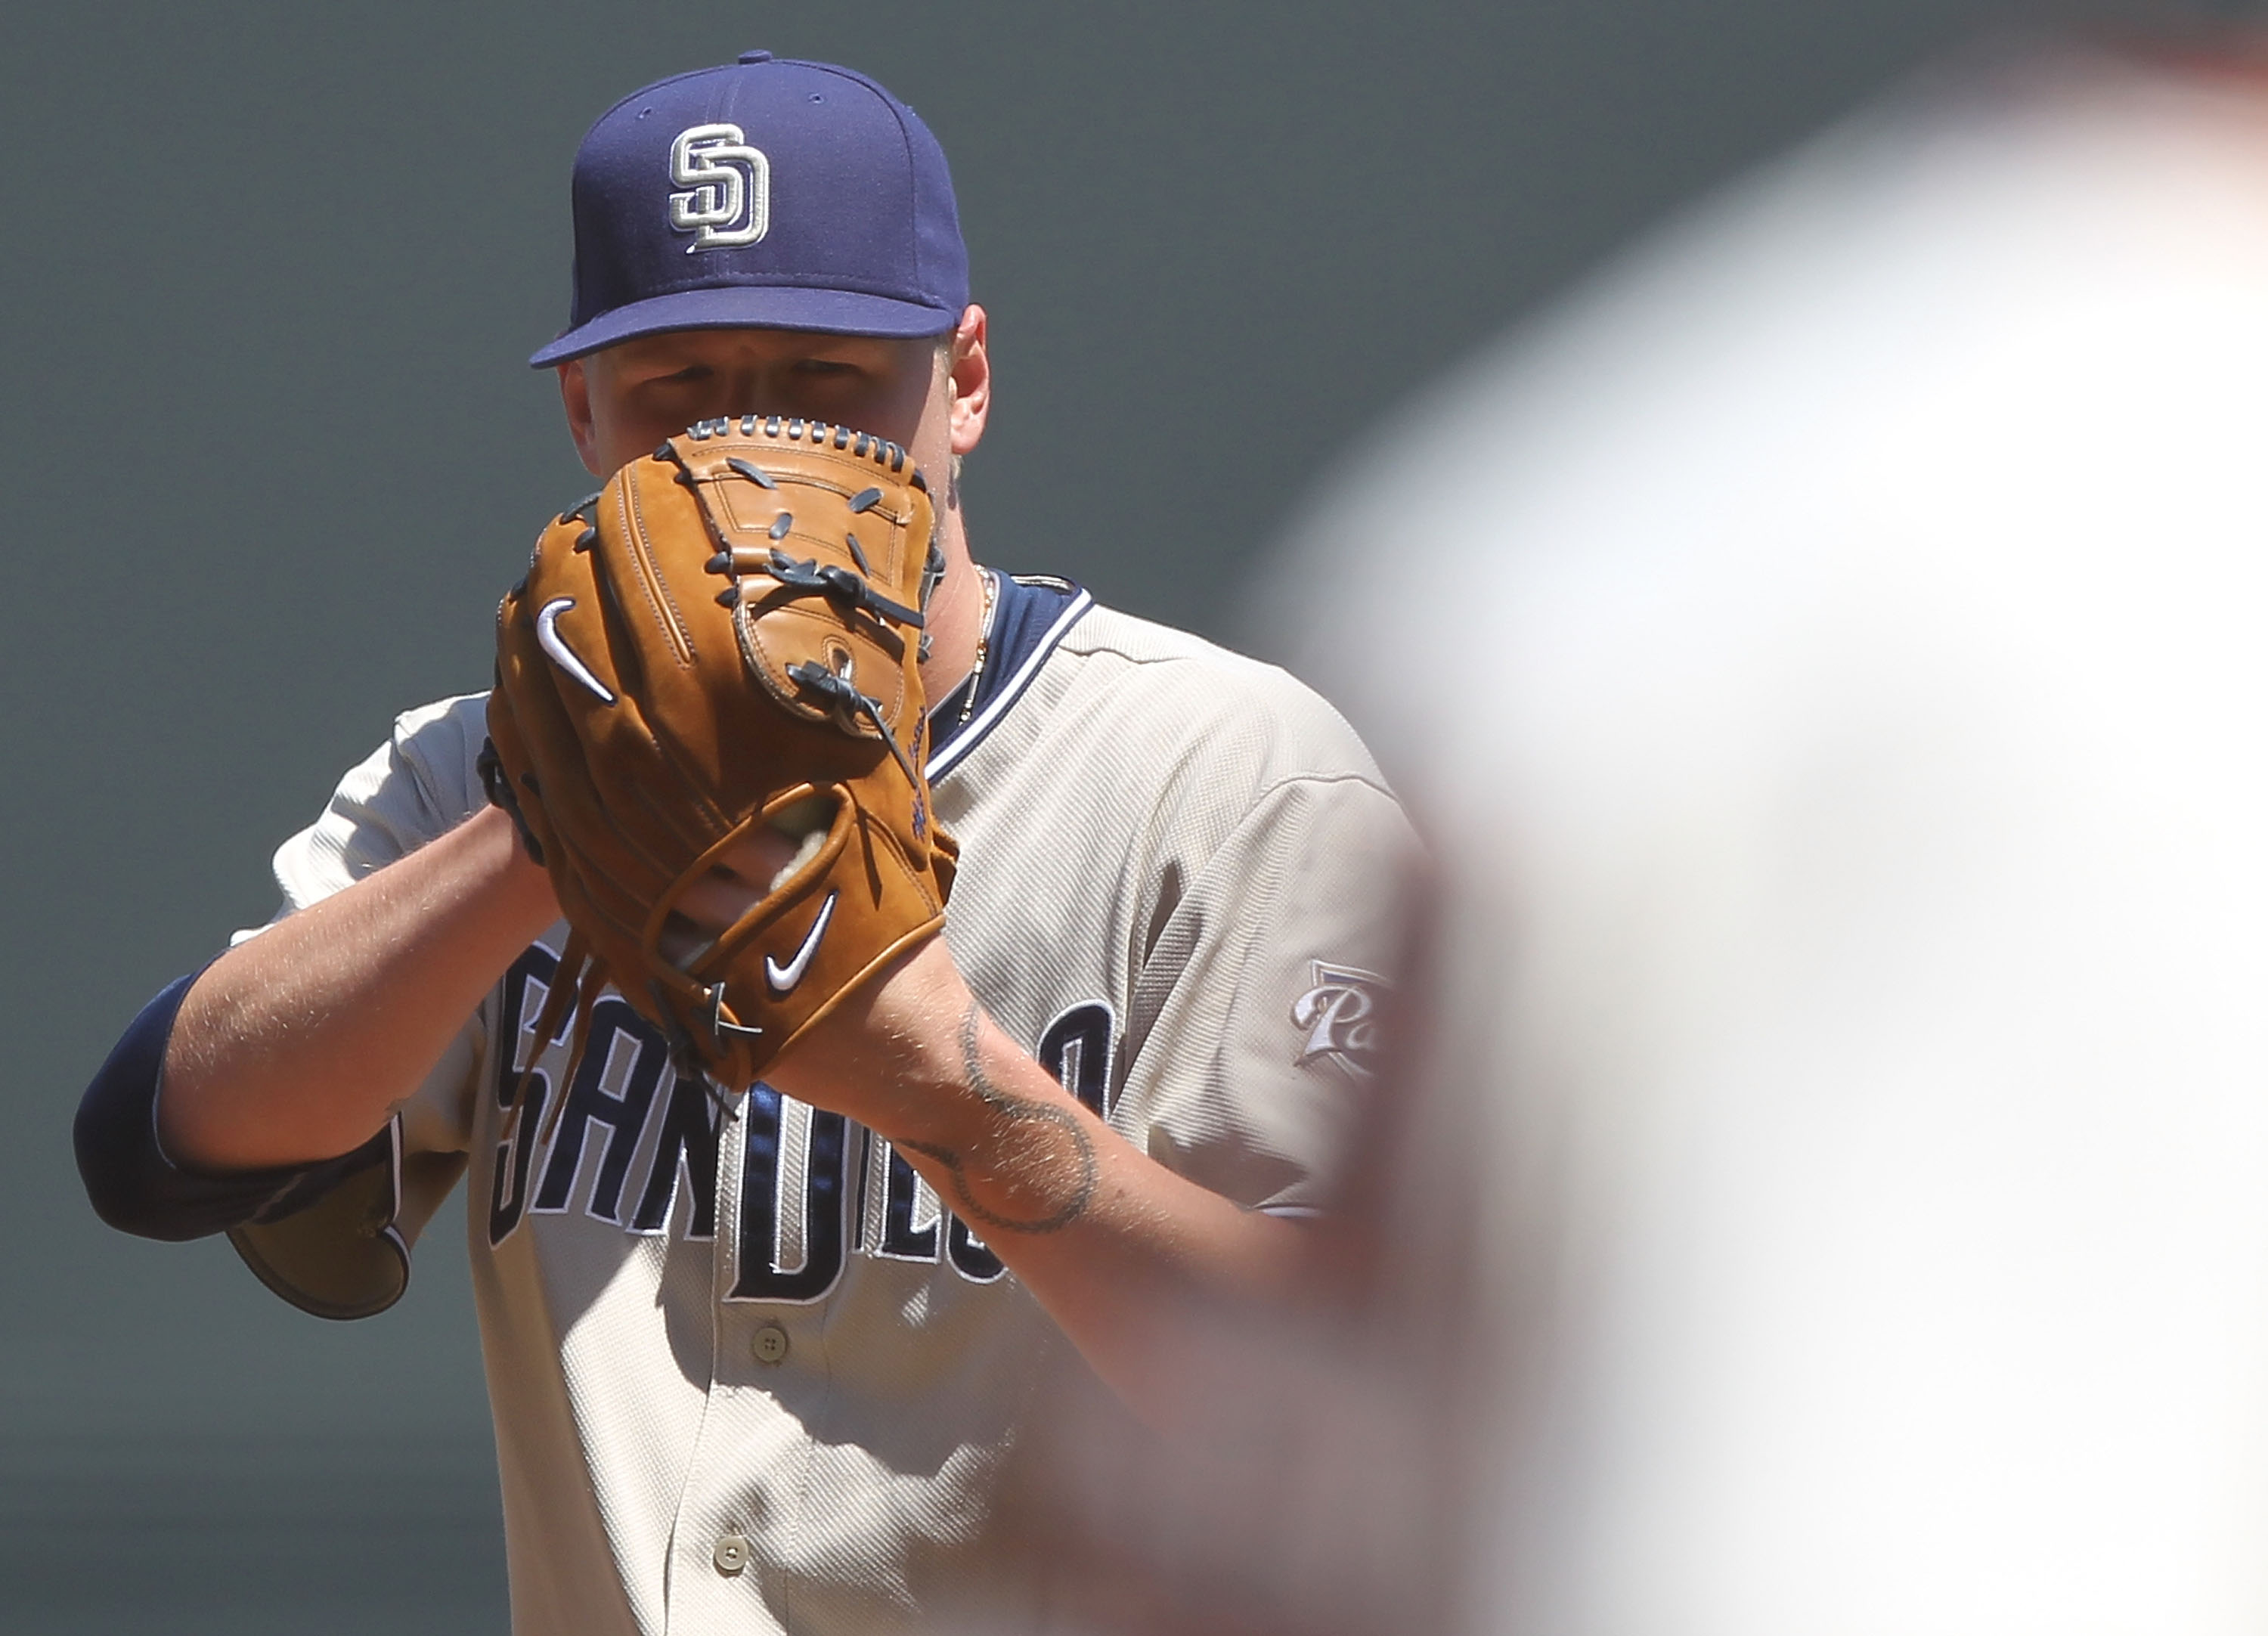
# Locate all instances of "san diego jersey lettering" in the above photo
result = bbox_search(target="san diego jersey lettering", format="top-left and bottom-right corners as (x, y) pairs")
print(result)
(485, 940), (1075, 1290)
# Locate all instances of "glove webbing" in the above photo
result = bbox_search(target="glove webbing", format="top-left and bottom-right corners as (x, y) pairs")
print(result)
(786, 658), (927, 797)
(713, 545), (926, 631)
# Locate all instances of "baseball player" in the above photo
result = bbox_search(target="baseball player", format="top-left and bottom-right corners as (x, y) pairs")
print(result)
(74, 52), (1414, 1634)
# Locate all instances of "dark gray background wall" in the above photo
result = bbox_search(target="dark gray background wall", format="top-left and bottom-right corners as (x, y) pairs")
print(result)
(0, 0), (2202, 1628)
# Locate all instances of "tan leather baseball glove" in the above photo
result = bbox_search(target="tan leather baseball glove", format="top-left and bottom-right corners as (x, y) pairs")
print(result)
(482, 417), (958, 1129)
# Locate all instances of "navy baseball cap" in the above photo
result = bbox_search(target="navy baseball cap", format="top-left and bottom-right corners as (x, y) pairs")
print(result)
(529, 52), (968, 367)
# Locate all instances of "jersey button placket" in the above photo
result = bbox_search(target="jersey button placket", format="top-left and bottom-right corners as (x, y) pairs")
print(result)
(751, 1322), (790, 1365)
(712, 1531), (751, 1576)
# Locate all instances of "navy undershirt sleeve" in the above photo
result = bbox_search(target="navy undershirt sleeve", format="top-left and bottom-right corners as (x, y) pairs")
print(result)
(74, 968), (389, 1241)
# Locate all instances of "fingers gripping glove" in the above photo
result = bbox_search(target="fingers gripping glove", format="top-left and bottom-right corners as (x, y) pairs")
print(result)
(482, 417), (959, 1130)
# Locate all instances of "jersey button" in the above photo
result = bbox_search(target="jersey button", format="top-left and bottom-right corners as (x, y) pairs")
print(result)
(751, 1323), (790, 1365)
(713, 1532), (751, 1576)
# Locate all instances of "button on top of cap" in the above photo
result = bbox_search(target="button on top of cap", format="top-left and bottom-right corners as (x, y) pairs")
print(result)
(739, 50), (773, 63)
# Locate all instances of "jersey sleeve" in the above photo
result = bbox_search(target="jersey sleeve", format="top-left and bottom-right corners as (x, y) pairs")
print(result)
(228, 692), (495, 1158)
(76, 695), (494, 1314)
(1117, 767), (1419, 1216)
(218, 694), (494, 1314)
(259, 693), (491, 922)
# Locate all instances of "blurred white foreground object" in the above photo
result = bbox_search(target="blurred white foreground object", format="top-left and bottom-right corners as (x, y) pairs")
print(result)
(1283, 40), (2268, 1636)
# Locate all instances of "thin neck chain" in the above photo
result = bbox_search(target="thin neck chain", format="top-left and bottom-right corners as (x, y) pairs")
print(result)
(955, 568), (1000, 728)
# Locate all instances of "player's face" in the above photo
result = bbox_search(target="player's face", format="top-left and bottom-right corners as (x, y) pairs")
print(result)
(559, 324), (957, 481)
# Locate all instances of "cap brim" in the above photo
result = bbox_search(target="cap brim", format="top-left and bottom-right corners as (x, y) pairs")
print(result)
(529, 285), (959, 367)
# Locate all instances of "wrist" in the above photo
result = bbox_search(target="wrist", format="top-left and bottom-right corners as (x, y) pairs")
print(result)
(460, 806), (561, 933)
(884, 1005), (1103, 1240)
(762, 939), (1105, 1238)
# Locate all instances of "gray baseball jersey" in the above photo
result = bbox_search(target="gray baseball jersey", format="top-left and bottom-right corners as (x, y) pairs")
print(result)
(232, 581), (1414, 1634)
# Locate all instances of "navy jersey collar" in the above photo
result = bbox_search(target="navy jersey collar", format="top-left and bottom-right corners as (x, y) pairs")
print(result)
(926, 572), (1090, 779)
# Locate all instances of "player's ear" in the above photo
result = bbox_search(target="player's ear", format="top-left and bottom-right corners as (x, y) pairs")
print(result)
(557, 361), (606, 478)
(947, 305), (990, 457)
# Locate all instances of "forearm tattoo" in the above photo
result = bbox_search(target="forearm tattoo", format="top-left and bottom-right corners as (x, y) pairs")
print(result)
(898, 1002), (1098, 1235)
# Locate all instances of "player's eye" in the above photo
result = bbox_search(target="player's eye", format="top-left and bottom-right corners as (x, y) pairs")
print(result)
(624, 364), (709, 391)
